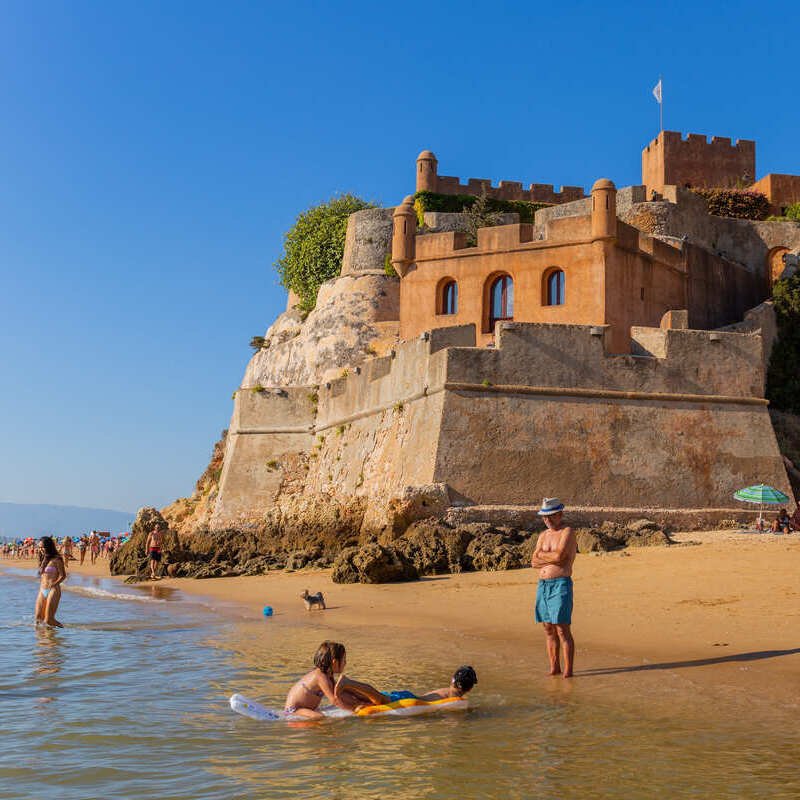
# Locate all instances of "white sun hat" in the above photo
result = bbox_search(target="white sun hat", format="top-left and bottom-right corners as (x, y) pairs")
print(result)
(537, 497), (565, 516)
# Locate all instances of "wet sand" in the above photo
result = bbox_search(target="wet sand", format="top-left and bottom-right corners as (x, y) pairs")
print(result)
(12, 530), (800, 711)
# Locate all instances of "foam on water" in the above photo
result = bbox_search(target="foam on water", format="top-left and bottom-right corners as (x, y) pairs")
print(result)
(65, 585), (167, 603)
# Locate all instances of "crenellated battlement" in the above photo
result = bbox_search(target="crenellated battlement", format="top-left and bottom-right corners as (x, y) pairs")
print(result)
(416, 150), (585, 205)
(642, 130), (756, 194)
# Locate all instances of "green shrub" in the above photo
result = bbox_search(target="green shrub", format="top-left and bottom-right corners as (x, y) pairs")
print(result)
(383, 253), (398, 277)
(275, 194), (375, 313)
(767, 273), (800, 413)
(785, 203), (800, 221)
(250, 335), (266, 351)
(413, 191), (550, 225)
(691, 189), (770, 220)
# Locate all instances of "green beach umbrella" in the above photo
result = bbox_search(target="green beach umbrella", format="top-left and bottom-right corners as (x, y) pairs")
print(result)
(733, 484), (790, 527)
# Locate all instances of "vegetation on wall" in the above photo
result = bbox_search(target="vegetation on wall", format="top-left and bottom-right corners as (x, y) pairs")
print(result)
(767, 202), (800, 222)
(276, 194), (375, 313)
(766, 273), (800, 413)
(463, 192), (506, 246)
(691, 188), (770, 220)
(413, 190), (549, 226)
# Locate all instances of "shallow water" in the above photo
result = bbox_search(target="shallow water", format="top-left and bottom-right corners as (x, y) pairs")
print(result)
(1, 567), (798, 799)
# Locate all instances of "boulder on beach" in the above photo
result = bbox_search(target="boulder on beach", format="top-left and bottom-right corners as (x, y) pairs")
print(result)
(331, 543), (418, 584)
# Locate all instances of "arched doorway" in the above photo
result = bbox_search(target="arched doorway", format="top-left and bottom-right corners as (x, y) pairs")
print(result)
(767, 246), (790, 289)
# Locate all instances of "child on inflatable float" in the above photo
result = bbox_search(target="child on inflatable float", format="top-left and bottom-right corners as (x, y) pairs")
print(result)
(284, 641), (477, 720)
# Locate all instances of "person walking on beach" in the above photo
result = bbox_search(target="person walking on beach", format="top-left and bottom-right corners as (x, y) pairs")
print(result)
(146, 526), (165, 580)
(78, 535), (88, 565)
(531, 498), (577, 678)
(88, 531), (100, 565)
(61, 536), (74, 566)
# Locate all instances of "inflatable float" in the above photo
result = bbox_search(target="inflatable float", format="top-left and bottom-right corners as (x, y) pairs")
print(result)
(229, 692), (468, 722)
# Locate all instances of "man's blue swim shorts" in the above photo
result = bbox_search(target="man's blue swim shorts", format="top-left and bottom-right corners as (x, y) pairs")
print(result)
(535, 576), (573, 624)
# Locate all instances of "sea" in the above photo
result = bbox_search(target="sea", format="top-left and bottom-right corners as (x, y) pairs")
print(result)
(1, 566), (798, 800)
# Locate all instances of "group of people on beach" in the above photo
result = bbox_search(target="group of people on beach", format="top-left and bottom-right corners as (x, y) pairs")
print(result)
(284, 641), (478, 719)
(1, 530), (128, 564)
(282, 497), (575, 719)
(755, 507), (799, 534)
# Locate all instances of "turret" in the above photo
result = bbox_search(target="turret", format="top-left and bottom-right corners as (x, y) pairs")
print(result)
(391, 195), (417, 277)
(416, 150), (438, 193)
(591, 178), (617, 240)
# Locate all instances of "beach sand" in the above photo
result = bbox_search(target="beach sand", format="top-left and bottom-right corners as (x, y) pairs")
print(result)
(14, 530), (800, 715)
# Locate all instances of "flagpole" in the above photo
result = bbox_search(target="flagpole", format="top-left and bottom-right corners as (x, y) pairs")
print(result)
(659, 75), (663, 133)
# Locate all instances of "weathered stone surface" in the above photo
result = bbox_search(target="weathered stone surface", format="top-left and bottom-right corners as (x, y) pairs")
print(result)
(341, 208), (394, 274)
(242, 273), (400, 388)
(575, 529), (605, 553)
(625, 528), (673, 547)
(465, 534), (521, 571)
(394, 519), (473, 575)
(331, 543), (418, 584)
(625, 518), (660, 533)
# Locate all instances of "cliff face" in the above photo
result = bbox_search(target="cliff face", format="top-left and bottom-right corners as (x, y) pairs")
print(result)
(243, 272), (399, 387)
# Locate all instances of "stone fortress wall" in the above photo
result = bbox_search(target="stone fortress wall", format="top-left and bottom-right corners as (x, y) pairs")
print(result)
(212, 317), (790, 531)
(415, 150), (585, 205)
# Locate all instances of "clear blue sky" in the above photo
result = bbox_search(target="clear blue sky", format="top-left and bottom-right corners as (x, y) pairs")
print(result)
(1, 1), (797, 512)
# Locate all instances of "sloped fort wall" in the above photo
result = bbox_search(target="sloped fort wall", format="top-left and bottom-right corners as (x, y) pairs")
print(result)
(211, 321), (790, 530)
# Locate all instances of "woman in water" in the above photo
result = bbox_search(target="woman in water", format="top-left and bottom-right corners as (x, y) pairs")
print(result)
(35, 536), (66, 628)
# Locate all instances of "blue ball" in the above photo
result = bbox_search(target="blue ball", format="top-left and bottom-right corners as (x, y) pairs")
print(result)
(262, 605), (273, 617)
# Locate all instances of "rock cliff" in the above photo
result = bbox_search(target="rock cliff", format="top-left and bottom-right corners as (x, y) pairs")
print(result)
(242, 272), (399, 387)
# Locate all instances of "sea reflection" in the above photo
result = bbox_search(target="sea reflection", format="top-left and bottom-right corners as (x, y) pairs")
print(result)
(33, 626), (63, 705)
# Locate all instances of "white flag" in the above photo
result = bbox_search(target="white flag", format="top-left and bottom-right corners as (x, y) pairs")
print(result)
(652, 79), (662, 104)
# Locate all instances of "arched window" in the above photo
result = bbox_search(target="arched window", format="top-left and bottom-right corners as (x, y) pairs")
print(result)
(545, 269), (565, 306)
(439, 280), (458, 315)
(489, 274), (513, 329)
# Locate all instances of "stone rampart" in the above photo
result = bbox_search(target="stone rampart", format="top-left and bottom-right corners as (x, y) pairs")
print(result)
(211, 319), (791, 530)
(620, 186), (800, 281)
(212, 388), (316, 529)
(433, 322), (788, 511)
(433, 174), (585, 204)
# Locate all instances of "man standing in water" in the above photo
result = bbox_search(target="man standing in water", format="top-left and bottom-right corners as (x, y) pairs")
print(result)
(531, 498), (577, 678)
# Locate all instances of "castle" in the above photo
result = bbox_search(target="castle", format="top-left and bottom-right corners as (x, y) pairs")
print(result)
(201, 131), (799, 537)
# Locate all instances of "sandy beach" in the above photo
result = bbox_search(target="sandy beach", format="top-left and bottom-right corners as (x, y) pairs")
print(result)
(24, 529), (800, 714)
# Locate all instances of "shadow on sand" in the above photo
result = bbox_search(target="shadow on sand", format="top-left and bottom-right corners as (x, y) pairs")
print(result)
(581, 647), (800, 676)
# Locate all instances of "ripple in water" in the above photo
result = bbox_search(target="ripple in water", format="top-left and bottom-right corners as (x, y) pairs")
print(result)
(1, 567), (798, 800)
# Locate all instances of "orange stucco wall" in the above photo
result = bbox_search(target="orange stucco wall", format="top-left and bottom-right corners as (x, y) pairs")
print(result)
(399, 218), (689, 353)
(750, 174), (800, 215)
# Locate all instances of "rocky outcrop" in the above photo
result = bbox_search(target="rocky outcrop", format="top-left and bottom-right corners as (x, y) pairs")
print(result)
(331, 544), (418, 584)
(110, 507), (183, 579)
(242, 273), (400, 388)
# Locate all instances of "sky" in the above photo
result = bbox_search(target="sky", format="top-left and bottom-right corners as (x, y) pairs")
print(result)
(1, 1), (798, 512)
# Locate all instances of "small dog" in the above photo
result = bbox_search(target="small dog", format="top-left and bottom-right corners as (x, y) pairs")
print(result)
(301, 589), (326, 611)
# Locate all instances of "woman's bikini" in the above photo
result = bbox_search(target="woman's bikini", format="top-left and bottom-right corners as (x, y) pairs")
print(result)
(40, 561), (58, 600)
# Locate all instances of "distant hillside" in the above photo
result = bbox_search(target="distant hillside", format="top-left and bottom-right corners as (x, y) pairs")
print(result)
(0, 503), (135, 539)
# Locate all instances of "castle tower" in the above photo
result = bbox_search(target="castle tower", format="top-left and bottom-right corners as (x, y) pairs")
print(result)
(641, 131), (756, 195)
(416, 150), (438, 193)
(391, 196), (417, 277)
(591, 178), (617, 240)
